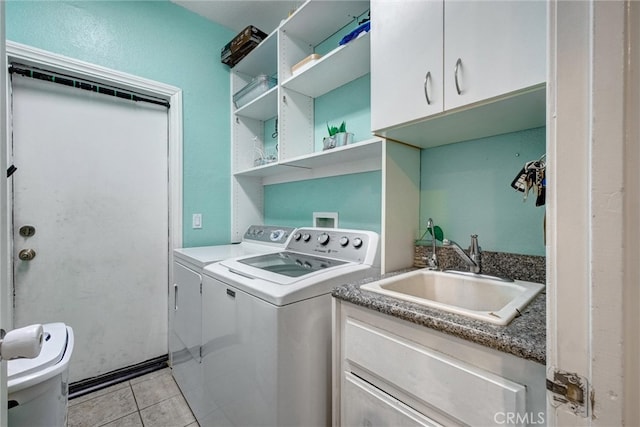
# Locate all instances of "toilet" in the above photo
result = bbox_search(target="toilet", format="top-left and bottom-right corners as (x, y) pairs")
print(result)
(7, 323), (75, 427)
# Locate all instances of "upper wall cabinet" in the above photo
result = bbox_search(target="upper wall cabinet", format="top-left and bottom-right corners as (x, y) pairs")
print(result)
(370, 1), (444, 130)
(371, 0), (547, 148)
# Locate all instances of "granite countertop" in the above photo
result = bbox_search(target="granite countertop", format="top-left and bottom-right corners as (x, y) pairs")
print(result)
(332, 269), (546, 365)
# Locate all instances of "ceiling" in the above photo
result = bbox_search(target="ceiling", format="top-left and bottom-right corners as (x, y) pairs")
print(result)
(171, 1), (304, 34)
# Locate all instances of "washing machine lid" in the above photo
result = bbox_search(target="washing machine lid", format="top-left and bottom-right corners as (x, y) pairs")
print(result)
(7, 322), (68, 381)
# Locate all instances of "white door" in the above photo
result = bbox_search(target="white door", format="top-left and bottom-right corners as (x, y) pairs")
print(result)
(10, 72), (169, 383)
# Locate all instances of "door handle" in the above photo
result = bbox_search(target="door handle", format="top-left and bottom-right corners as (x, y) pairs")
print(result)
(424, 71), (432, 105)
(18, 249), (36, 261)
(454, 58), (463, 95)
(174, 284), (178, 310)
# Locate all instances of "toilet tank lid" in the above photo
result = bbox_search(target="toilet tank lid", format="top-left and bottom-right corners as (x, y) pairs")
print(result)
(7, 322), (69, 381)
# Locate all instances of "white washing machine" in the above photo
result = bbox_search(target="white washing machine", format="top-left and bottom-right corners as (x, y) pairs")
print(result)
(8, 322), (75, 427)
(200, 228), (380, 427)
(170, 225), (295, 421)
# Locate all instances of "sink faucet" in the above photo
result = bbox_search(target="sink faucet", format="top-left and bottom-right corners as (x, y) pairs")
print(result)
(426, 218), (438, 270)
(443, 234), (481, 274)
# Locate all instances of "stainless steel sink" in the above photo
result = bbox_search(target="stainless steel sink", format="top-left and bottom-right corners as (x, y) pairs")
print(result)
(360, 269), (544, 325)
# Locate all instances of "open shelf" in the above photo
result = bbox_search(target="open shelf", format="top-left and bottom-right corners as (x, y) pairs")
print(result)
(281, 1), (369, 46)
(233, 30), (278, 78)
(284, 137), (381, 169)
(234, 137), (382, 179)
(234, 86), (278, 120)
(281, 32), (370, 98)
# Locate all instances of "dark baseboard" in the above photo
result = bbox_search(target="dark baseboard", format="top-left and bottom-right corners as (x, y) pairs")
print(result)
(69, 354), (169, 400)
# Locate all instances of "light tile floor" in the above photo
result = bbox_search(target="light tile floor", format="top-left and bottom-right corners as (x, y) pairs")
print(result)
(68, 368), (199, 427)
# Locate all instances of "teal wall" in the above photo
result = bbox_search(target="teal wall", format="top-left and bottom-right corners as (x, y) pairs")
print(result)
(264, 171), (382, 233)
(314, 74), (371, 151)
(6, 0), (234, 247)
(5, 2), (545, 256)
(420, 127), (546, 256)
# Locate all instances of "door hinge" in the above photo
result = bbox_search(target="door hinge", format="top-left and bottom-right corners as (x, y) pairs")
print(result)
(546, 368), (590, 418)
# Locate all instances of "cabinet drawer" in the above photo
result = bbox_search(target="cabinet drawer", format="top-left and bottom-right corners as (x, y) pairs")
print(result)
(344, 319), (526, 425)
(342, 372), (442, 427)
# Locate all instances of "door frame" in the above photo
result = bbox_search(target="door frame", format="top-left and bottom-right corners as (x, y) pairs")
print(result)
(1, 5), (9, 426)
(547, 0), (640, 424)
(4, 41), (183, 328)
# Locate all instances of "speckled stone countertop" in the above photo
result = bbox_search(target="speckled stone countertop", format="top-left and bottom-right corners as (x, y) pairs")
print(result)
(332, 269), (546, 365)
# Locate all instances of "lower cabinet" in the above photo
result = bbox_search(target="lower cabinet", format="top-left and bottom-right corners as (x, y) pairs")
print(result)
(342, 372), (443, 427)
(333, 300), (546, 426)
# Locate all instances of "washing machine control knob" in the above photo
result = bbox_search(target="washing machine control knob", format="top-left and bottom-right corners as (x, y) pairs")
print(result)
(293, 232), (302, 241)
(339, 236), (350, 247)
(270, 230), (284, 241)
(352, 237), (363, 248)
(302, 233), (311, 242)
(317, 233), (330, 245)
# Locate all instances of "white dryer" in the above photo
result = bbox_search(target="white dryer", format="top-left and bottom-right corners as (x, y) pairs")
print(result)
(170, 225), (295, 420)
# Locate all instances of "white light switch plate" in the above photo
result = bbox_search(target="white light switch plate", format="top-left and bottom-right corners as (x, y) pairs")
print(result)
(192, 213), (202, 229)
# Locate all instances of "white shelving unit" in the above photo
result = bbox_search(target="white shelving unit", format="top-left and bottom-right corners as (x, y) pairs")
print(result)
(229, 0), (419, 274)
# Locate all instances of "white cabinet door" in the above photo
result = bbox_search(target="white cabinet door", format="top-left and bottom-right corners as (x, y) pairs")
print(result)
(443, 0), (546, 110)
(371, 0), (444, 131)
(171, 263), (202, 364)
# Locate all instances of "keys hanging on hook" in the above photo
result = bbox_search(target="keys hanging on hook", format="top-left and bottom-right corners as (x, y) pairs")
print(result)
(511, 157), (546, 204)
(535, 167), (546, 206)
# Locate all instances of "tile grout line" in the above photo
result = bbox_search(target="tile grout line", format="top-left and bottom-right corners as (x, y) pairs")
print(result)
(128, 381), (148, 427)
(69, 369), (196, 427)
(93, 381), (140, 427)
(74, 384), (141, 427)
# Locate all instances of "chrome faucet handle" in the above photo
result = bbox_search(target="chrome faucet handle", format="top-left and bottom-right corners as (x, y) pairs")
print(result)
(469, 234), (480, 256)
(469, 234), (481, 273)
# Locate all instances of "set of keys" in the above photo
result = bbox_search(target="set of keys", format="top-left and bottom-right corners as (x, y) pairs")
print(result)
(511, 156), (546, 207)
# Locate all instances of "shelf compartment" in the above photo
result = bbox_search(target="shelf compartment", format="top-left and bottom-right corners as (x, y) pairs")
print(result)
(233, 30), (278, 77)
(281, 0), (369, 47)
(281, 31), (370, 98)
(234, 86), (278, 120)
(233, 137), (382, 179)
(285, 137), (381, 169)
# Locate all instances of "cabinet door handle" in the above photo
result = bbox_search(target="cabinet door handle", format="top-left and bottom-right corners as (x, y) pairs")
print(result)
(423, 71), (432, 105)
(454, 58), (463, 95)
(174, 283), (178, 310)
